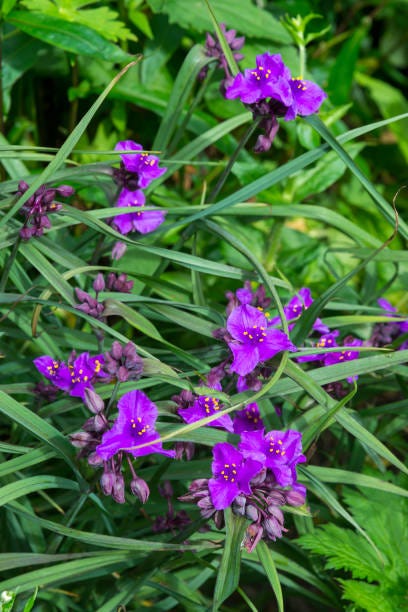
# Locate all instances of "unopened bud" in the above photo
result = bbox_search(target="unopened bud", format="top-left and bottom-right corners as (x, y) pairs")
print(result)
(243, 523), (263, 553)
(263, 517), (287, 541)
(84, 388), (105, 414)
(57, 184), (75, 198)
(93, 273), (105, 294)
(286, 489), (306, 507)
(158, 480), (173, 499)
(245, 504), (259, 522)
(87, 451), (104, 467)
(214, 510), (225, 530)
(112, 241), (127, 260)
(111, 341), (123, 360)
(112, 473), (126, 504)
(232, 495), (246, 516)
(130, 477), (150, 504)
(70, 431), (94, 448)
(100, 471), (115, 495)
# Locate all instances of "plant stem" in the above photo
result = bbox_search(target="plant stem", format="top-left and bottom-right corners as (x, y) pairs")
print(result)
(207, 117), (261, 203)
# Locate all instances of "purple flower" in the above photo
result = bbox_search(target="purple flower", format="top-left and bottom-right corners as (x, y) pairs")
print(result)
(178, 392), (234, 432)
(297, 330), (340, 363)
(226, 304), (296, 376)
(113, 188), (166, 235)
(225, 53), (292, 105)
(239, 429), (306, 487)
(114, 140), (167, 189)
(233, 403), (264, 434)
(34, 352), (106, 400)
(323, 337), (363, 383)
(269, 287), (329, 333)
(370, 298), (408, 350)
(208, 442), (263, 510)
(96, 390), (176, 461)
(285, 77), (328, 120)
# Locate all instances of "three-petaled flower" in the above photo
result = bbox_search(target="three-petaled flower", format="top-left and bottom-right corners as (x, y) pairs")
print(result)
(96, 390), (176, 460)
(178, 391), (234, 432)
(239, 429), (306, 488)
(227, 304), (296, 376)
(208, 442), (263, 510)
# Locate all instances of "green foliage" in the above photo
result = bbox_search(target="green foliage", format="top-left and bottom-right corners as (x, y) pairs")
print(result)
(20, 0), (137, 42)
(298, 485), (408, 611)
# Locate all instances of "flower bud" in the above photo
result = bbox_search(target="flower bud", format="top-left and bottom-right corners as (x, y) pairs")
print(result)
(100, 471), (115, 495)
(243, 523), (263, 553)
(112, 473), (126, 504)
(70, 431), (94, 448)
(285, 489), (306, 507)
(214, 510), (225, 530)
(93, 273), (106, 294)
(158, 480), (173, 499)
(84, 388), (105, 414)
(245, 504), (260, 522)
(130, 476), (150, 504)
(56, 184), (75, 198)
(87, 451), (104, 467)
(266, 490), (287, 507)
(263, 517), (287, 541)
(112, 241), (127, 260)
(111, 341), (123, 360)
(232, 495), (246, 516)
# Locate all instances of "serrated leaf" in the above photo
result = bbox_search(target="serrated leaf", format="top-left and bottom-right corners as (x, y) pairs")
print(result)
(7, 11), (131, 62)
(21, 0), (137, 43)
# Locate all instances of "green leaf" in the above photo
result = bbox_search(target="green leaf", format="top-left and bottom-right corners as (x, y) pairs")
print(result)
(147, 0), (291, 43)
(213, 508), (247, 611)
(328, 25), (368, 105)
(0, 476), (78, 508)
(6, 11), (130, 62)
(257, 541), (284, 612)
(21, 0), (137, 43)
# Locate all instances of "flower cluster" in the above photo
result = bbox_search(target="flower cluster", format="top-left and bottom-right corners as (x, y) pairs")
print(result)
(199, 23), (245, 91)
(34, 351), (106, 400)
(180, 429), (306, 551)
(75, 272), (134, 320)
(224, 52), (327, 152)
(112, 140), (167, 238)
(17, 181), (74, 240)
(370, 298), (408, 350)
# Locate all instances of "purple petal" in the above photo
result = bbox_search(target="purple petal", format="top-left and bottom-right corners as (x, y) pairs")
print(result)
(132, 209), (166, 234)
(228, 342), (260, 376)
(257, 328), (296, 362)
(208, 477), (239, 510)
(227, 304), (268, 340)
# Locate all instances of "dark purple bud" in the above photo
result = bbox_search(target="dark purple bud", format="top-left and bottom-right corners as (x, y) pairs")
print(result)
(267, 506), (284, 524)
(130, 476), (150, 503)
(112, 473), (126, 504)
(100, 471), (115, 496)
(117, 365), (129, 382)
(174, 441), (195, 461)
(18, 180), (29, 193)
(266, 490), (287, 507)
(263, 516), (287, 541)
(70, 431), (94, 448)
(245, 504), (260, 522)
(56, 185), (75, 198)
(112, 241), (127, 260)
(75, 287), (92, 303)
(111, 341), (123, 360)
(93, 273), (105, 294)
(251, 468), (266, 486)
(286, 489), (306, 507)
(197, 495), (213, 511)
(243, 523), (264, 553)
(84, 388), (105, 414)
(87, 451), (104, 467)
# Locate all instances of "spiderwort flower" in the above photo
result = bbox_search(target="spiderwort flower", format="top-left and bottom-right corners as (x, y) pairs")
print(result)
(113, 188), (166, 235)
(323, 337), (363, 383)
(96, 390), (176, 460)
(178, 392), (234, 432)
(208, 442), (263, 510)
(227, 304), (296, 376)
(370, 298), (408, 349)
(239, 429), (306, 487)
(34, 352), (106, 400)
(297, 330), (340, 363)
(200, 23), (245, 87)
(269, 287), (329, 333)
(225, 53), (326, 152)
(233, 403), (264, 434)
(114, 140), (167, 190)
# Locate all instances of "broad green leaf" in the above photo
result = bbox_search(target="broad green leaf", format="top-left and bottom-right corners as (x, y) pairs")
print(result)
(306, 466), (408, 498)
(6, 11), (131, 61)
(257, 541), (284, 612)
(21, 0), (137, 43)
(147, 0), (291, 43)
(328, 25), (368, 105)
